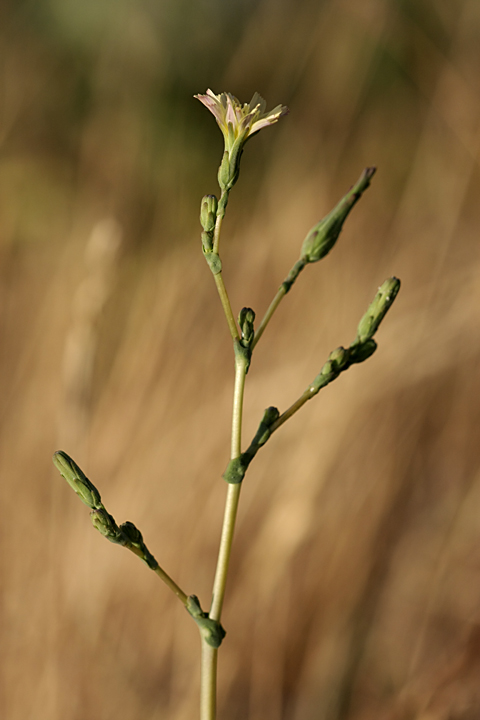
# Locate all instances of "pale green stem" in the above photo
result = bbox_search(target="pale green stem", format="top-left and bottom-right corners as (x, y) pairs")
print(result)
(252, 259), (306, 350)
(252, 285), (286, 349)
(214, 273), (239, 341)
(200, 643), (217, 720)
(210, 353), (246, 619)
(209, 190), (239, 341)
(210, 483), (242, 621)
(200, 354), (247, 720)
(270, 387), (313, 433)
(153, 565), (188, 605)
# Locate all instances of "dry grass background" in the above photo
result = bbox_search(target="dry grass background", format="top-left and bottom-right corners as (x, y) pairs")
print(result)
(2, 0), (480, 718)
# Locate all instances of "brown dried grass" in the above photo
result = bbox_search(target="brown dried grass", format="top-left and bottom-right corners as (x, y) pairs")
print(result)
(1, 1), (480, 718)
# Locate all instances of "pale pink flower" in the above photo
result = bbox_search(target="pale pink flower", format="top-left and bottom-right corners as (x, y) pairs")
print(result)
(195, 90), (288, 154)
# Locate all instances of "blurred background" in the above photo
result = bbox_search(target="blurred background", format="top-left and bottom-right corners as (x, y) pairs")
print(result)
(2, 0), (480, 718)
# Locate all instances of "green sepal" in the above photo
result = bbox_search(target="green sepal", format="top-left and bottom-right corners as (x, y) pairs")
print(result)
(203, 251), (222, 275)
(186, 595), (226, 648)
(201, 231), (214, 253)
(349, 339), (377, 364)
(226, 141), (244, 189)
(53, 451), (102, 510)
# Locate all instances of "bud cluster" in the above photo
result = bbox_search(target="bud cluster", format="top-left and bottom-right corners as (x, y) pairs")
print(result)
(200, 195), (222, 274)
(53, 451), (160, 571)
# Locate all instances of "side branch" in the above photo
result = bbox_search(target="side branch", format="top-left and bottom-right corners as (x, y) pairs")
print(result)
(253, 168), (376, 349)
(52, 451), (189, 606)
(223, 277), (401, 484)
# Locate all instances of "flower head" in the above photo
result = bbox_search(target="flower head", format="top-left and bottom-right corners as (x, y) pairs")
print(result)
(195, 89), (288, 190)
(195, 90), (288, 152)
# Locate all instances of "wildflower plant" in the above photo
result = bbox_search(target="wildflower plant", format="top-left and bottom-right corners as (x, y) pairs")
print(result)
(53, 89), (401, 720)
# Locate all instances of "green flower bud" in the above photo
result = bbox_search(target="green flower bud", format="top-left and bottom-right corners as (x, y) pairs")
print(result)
(120, 521), (143, 546)
(204, 252), (222, 274)
(328, 346), (350, 371)
(91, 508), (123, 544)
(250, 406), (280, 448)
(349, 339), (377, 364)
(200, 195), (217, 233)
(218, 150), (235, 191)
(53, 451), (102, 509)
(238, 307), (255, 347)
(311, 358), (341, 393)
(200, 195), (218, 254)
(262, 406), (280, 427)
(300, 167), (376, 263)
(355, 277), (401, 344)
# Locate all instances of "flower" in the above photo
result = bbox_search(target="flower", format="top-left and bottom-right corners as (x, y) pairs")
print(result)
(195, 90), (288, 190)
(195, 90), (288, 152)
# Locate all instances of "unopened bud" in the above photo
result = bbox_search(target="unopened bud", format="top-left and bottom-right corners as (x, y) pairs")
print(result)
(200, 195), (218, 233)
(262, 406), (280, 427)
(91, 508), (123, 543)
(239, 307), (255, 347)
(300, 167), (376, 263)
(252, 406), (280, 449)
(349, 339), (377, 364)
(355, 277), (401, 344)
(217, 144), (244, 192)
(218, 151), (235, 191)
(311, 357), (341, 394)
(120, 521), (143, 546)
(328, 346), (349, 371)
(53, 451), (102, 509)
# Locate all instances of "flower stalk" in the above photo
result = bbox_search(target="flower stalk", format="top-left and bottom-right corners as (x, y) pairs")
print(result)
(53, 90), (401, 720)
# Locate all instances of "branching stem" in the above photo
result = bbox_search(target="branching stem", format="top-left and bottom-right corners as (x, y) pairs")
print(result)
(200, 353), (247, 720)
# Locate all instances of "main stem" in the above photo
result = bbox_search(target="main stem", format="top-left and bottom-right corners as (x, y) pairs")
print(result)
(200, 351), (247, 720)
